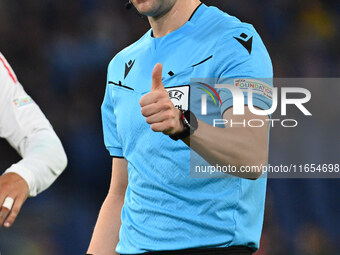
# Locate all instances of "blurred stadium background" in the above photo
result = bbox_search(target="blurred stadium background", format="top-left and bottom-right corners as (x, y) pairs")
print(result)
(0, 0), (339, 254)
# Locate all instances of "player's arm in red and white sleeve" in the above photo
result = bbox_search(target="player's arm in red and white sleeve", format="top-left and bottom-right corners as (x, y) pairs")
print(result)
(0, 53), (67, 227)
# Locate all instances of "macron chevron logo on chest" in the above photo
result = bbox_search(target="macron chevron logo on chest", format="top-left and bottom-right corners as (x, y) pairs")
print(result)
(124, 59), (135, 79)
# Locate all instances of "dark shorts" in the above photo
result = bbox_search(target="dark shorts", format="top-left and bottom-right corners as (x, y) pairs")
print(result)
(120, 246), (253, 255)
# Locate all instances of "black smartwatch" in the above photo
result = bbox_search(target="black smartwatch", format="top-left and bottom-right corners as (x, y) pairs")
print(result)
(169, 110), (198, 141)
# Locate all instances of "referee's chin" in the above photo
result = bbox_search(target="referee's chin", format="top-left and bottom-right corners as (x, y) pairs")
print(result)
(133, 0), (176, 18)
(132, 0), (156, 14)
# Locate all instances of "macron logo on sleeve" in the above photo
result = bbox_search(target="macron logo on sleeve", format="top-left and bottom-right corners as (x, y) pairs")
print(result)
(234, 33), (253, 55)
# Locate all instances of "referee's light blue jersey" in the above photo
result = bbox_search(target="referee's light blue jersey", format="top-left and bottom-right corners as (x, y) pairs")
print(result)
(102, 3), (273, 254)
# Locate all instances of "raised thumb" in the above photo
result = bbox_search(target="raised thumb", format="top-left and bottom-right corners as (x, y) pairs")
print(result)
(151, 63), (164, 91)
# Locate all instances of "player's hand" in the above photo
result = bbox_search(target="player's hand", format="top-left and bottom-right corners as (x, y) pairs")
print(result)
(0, 173), (29, 228)
(140, 63), (184, 135)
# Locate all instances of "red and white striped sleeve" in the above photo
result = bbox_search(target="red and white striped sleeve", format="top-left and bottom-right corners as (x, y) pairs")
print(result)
(0, 52), (67, 197)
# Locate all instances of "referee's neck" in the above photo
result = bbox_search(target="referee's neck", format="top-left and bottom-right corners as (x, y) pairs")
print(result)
(149, 0), (201, 38)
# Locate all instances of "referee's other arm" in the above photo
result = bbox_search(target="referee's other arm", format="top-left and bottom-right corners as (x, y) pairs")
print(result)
(184, 107), (269, 180)
(87, 158), (128, 255)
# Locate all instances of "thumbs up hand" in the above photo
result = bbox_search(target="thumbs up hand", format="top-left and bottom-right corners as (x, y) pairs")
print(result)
(140, 63), (184, 135)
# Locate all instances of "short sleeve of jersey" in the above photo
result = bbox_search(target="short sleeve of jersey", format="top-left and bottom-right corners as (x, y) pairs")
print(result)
(214, 26), (273, 115)
(101, 67), (123, 157)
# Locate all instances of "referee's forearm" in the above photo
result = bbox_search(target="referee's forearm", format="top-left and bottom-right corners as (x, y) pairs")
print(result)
(87, 194), (124, 255)
(183, 118), (269, 180)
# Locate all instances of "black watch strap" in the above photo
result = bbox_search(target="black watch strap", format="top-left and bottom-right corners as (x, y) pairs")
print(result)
(169, 110), (198, 141)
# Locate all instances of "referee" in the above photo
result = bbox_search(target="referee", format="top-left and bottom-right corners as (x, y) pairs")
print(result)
(88, 0), (272, 254)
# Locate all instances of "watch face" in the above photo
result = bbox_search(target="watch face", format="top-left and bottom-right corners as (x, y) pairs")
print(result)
(185, 110), (198, 131)
(169, 110), (198, 141)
